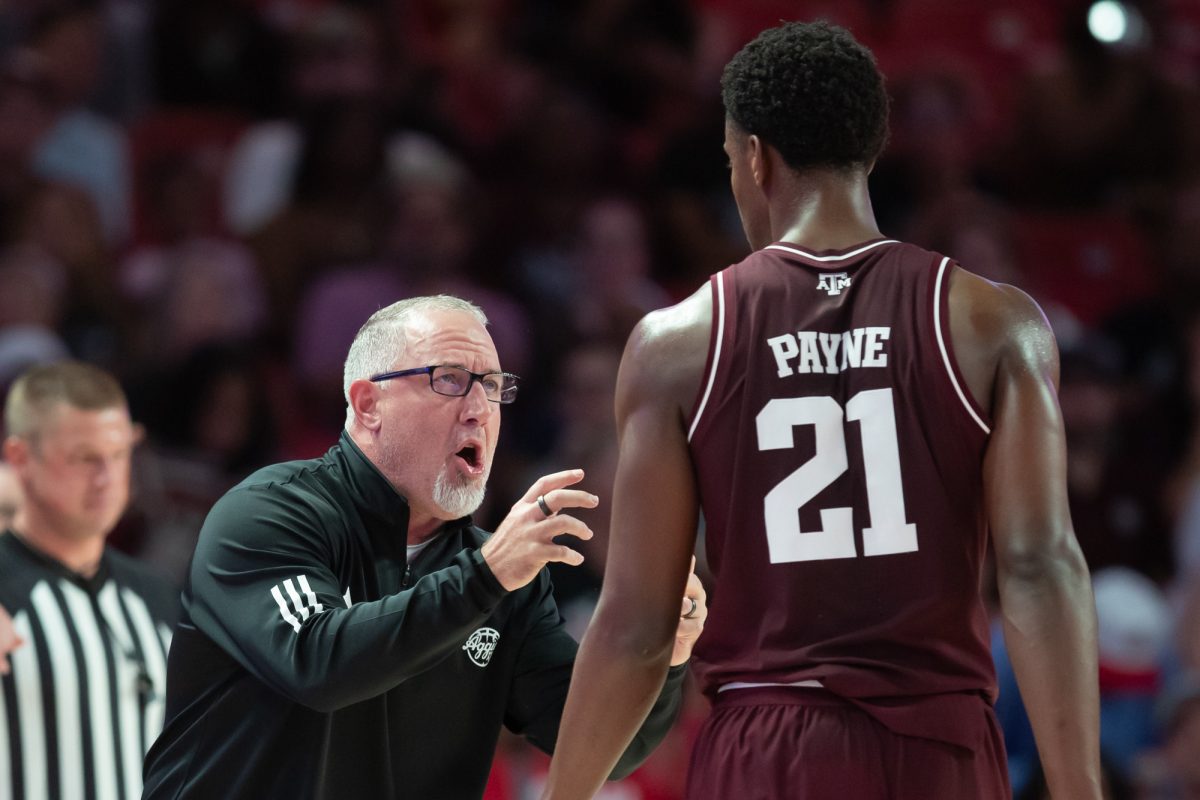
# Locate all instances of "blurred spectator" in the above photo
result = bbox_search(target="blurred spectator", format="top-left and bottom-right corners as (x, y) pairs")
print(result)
(495, 81), (618, 268)
(1134, 672), (1200, 798)
(1060, 334), (1174, 579)
(222, 4), (386, 236)
(0, 326), (70, 397)
(1093, 568), (1173, 777)
(522, 195), (671, 375)
(1168, 315), (1200, 579)
(872, 64), (996, 234)
(120, 146), (266, 366)
(995, 1), (1189, 211)
(537, 342), (624, 632)
(0, 243), (67, 331)
(125, 344), (275, 584)
(905, 191), (1027, 287)
(151, 0), (284, 115)
(997, 566), (1171, 794)
(0, 50), (124, 363)
(250, 98), (391, 337)
(571, 197), (673, 344)
(400, 0), (545, 154)
(26, 3), (133, 245)
(0, 242), (71, 393)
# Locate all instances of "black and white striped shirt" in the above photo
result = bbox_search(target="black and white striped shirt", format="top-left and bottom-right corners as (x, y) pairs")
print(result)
(0, 533), (178, 800)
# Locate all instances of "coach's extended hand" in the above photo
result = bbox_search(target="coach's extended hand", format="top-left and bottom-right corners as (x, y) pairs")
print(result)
(481, 469), (597, 591)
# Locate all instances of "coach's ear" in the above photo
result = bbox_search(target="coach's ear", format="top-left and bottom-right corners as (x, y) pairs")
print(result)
(347, 379), (384, 432)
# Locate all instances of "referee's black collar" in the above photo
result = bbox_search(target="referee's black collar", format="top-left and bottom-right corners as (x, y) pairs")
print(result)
(3, 529), (111, 592)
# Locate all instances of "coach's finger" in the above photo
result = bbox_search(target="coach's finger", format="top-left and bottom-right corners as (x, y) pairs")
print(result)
(542, 516), (594, 543)
(534, 489), (599, 517)
(545, 543), (586, 567)
(523, 469), (586, 503)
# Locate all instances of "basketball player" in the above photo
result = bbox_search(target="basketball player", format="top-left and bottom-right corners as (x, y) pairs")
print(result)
(542, 20), (1100, 799)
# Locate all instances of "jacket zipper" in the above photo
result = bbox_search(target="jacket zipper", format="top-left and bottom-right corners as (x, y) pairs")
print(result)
(401, 564), (412, 588)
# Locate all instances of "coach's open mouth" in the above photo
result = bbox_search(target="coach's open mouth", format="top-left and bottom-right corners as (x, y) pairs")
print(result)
(453, 443), (484, 475)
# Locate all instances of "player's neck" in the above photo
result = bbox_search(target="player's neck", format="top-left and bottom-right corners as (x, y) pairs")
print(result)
(771, 169), (881, 251)
(15, 511), (106, 578)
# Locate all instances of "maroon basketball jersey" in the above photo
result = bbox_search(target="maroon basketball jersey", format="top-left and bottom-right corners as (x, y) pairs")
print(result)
(687, 238), (996, 716)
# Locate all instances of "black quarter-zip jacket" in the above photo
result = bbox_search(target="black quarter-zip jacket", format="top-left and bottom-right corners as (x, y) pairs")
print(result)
(142, 432), (686, 800)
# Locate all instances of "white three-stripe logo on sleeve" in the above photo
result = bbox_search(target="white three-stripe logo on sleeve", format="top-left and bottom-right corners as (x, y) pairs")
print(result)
(270, 575), (325, 633)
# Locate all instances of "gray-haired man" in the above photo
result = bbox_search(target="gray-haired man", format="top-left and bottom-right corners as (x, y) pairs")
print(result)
(143, 295), (706, 799)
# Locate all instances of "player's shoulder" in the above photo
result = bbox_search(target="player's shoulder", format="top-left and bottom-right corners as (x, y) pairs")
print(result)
(621, 282), (712, 386)
(632, 282), (712, 347)
(948, 265), (1057, 366)
(620, 283), (713, 404)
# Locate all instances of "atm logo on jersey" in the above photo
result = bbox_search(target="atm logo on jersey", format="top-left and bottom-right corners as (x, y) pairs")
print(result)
(463, 627), (500, 667)
(817, 272), (851, 296)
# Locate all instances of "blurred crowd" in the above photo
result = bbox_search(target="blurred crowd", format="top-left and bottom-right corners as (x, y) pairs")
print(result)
(1, 0), (1199, 797)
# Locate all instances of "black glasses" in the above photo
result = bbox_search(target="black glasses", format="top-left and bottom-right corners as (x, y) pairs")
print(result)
(370, 365), (520, 404)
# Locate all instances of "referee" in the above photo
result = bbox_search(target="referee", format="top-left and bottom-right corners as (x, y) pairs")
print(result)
(0, 361), (178, 800)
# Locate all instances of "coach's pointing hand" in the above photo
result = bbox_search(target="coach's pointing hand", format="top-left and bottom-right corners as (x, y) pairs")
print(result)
(481, 469), (597, 591)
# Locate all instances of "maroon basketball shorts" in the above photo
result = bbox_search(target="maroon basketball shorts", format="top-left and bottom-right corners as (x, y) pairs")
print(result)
(685, 686), (1010, 800)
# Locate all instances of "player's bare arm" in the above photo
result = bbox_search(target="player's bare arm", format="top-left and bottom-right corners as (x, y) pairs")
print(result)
(950, 267), (1102, 798)
(541, 287), (711, 799)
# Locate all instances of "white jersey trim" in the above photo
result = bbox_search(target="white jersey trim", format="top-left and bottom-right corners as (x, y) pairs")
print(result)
(688, 272), (726, 442)
(718, 679), (824, 693)
(765, 239), (899, 262)
(934, 257), (991, 435)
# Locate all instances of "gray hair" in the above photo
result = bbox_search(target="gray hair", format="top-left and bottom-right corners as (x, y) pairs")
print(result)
(342, 295), (488, 420)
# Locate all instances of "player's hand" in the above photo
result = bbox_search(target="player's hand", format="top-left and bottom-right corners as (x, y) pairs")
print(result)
(481, 469), (597, 592)
(0, 602), (24, 676)
(670, 556), (707, 666)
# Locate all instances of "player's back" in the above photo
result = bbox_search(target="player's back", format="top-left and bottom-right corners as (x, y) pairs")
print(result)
(687, 238), (995, 709)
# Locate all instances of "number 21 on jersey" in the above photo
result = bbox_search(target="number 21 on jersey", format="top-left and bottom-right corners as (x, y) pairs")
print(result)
(756, 388), (917, 563)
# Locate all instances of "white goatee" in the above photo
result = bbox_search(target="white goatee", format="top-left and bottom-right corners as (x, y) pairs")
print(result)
(433, 467), (488, 518)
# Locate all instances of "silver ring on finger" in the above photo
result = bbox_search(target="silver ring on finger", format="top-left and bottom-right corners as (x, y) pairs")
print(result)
(537, 494), (554, 518)
(682, 596), (699, 620)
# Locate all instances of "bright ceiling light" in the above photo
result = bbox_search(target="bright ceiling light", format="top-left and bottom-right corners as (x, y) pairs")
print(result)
(1088, 1), (1129, 44)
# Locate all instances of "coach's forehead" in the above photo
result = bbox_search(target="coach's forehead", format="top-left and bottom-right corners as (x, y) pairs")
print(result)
(399, 309), (499, 369)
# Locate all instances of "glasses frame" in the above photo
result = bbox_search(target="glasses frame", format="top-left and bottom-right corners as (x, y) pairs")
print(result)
(369, 365), (520, 404)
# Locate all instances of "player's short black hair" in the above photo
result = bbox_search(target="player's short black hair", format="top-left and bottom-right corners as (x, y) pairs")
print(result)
(721, 21), (889, 172)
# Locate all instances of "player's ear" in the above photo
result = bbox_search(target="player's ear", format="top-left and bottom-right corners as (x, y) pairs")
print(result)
(347, 379), (384, 431)
(748, 134), (768, 189)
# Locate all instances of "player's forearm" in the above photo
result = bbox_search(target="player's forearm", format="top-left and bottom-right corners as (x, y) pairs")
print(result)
(610, 661), (687, 778)
(542, 615), (676, 798)
(998, 542), (1101, 798)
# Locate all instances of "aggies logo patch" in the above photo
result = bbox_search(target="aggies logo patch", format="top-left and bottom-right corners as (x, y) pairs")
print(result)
(817, 272), (851, 296)
(463, 627), (500, 667)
